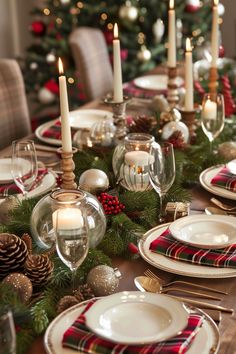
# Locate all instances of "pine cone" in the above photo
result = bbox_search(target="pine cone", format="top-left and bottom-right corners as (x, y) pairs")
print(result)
(129, 115), (156, 134)
(57, 295), (79, 314)
(0, 233), (28, 278)
(24, 254), (54, 286)
(74, 284), (95, 302)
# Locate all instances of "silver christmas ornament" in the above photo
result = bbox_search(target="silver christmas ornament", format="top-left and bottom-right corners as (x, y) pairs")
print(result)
(30, 62), (38, 70)
(46, 52), (56, 63)
(137, 45), (151, 62)
(90, 119), (116, 147)
(119, 1), (138, 21)
(87, 265), (121, 296)
(152, 18), (165, 43)
(79, 169), (109, 194)
(38, 87), (55, 104)
(161, 108), (189, 143)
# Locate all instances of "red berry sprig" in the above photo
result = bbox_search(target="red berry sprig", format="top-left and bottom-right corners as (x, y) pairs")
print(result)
(98, 193), (125, 215)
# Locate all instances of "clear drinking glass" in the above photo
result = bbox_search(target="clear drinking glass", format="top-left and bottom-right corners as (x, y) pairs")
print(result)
(149, 142), (176, 223)
(11, 140), (38, 196)
(201, 93), (225, 153)
(0, 309), (16, 354)
(53, 206), (89, 291)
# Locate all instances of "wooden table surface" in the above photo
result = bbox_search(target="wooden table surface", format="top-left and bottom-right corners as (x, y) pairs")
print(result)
(1, 68), (236, 353)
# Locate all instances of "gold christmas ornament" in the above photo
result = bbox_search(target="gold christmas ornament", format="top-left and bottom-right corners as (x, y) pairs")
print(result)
(218, 142), (236, 160)
(137, 45), (151, 62)
(2, 272), (33, 304)
(119, 1), (138, 21)
(86, 265), (121, 296)
(79, 169), (109, 194)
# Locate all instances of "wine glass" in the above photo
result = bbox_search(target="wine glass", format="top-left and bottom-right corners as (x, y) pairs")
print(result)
(11, 140), (38, 196)
(201, 93), (225, 153)
(149, 142), (176, 223)
(53, 207), (89, 292)
(0, 309), (16, 354)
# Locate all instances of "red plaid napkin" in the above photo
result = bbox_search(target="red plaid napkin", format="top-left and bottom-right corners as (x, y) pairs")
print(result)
(123, 81), (161, 99)
(0, 169), (48, 196)
(42, 120), (77, 140)
(211, 166), (236, 192)
(150, 228), (236, 268)
(62, 299), (204, 354)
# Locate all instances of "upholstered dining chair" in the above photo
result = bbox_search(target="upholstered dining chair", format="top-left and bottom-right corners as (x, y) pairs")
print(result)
(0, 59), (31, 150)
(69, 27), (113, 101)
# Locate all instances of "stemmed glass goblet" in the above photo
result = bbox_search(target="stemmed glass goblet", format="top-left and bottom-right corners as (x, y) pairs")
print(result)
(201, 93), (225, 153)
(53, 207), (89, 292)
(11, 140), (38, 197)
(149, 142), (176, 223)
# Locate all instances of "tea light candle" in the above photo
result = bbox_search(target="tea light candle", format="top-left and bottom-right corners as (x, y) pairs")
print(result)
(125, 151), (152, 166)
(113, 23), (123, 102)
(202, 99), (217, 120)
(184, 38), (194, 111)
(58, 58), (72, 152)
(53, 208), (84, 230)
(167, 0), (176, 68)
(211, 0), (219, 68)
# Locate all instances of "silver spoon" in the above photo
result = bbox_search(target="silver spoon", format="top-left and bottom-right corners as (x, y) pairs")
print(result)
(134, 276), (233, 314)
(134, 276), (220, 300)
(205, 207), (236, 216)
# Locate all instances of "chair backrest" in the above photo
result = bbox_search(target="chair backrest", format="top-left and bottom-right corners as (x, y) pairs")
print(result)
(69, 27), (113, 101)
(0, 59), (31, 150)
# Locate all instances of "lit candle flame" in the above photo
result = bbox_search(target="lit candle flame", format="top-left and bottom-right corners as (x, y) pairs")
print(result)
(114, 23), (119, 39)
(58, 57), (64, 75)
(213, 0), (219, 6)
(169, 0), (174, 9)
(186, 38), (192, 52)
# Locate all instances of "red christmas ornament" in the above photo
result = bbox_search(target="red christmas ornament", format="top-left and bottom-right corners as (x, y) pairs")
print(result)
(219, 45), (225, 58)
(194, 80), (205, 99)
(97, 193), (125, 215)
(185, 0), (200, 13)
(44, 79), (59, 95)
(30, 21), (46, 36)
(103, 30), (113, 45)
(121, 49), (128, 61)
(221, 75), (236, 117)
(128, 242), (139, 254)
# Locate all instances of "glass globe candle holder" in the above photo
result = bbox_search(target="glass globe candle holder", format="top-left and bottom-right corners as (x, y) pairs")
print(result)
(112, 133), (155, 191)
(30, 189), (106, 249)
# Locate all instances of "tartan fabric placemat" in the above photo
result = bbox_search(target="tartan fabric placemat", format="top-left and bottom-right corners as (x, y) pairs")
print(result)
(42, 120), (77, 140)
(0, 168), (48, 195)
(123, 81), (162, 99)
(62, 299), (204, 354)
(150, 228), (236, 268)
(211, 166), (236, 192)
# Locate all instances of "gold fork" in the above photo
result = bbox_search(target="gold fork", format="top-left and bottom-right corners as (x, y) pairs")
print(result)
(144, 269), (228, 295)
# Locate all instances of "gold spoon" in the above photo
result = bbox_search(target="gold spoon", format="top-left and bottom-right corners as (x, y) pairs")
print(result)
(211, 198), (236, 212)
(134, 276), (233, 314)
(134, 276), (220, 300)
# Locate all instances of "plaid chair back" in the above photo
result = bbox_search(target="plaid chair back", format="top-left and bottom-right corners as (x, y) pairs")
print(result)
(69, 27), (113, 101)
(0, 60), (31, 149)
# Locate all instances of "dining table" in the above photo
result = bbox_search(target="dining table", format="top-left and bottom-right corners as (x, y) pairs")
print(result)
(0, 65), (236, 354)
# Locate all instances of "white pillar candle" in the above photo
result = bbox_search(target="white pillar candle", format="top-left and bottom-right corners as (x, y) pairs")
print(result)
(167, 0), (176, 68)
(53, 208), (84, 230)
(184, 38), (194, 111)
(58, 58), (72, 152)
(211, 0), (219, 68)
(125, 151), (153, 166)
(202, 99), (217, 120)
(113, 23), (123, 102)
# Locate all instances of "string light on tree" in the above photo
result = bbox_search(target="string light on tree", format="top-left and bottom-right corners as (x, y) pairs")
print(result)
(46, 52), (56, 63)
(119, 1), (138, 22)
(137, 45), (151, 62)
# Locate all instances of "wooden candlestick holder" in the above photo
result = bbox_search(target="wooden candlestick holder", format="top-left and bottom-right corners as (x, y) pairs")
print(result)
(208, 67), (218, 94)
(58, 147), (78, 190)
(167, 67), (180, 108)
(179, 109), (197, 143)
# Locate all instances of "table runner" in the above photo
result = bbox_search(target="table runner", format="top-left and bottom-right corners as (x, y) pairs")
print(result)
(211, 166), (236, 192)
(62, 299), (204, 354)
(150, 229), (236, 268)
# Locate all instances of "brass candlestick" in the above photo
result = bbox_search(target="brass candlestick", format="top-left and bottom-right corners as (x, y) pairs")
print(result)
(104, 96), (130, 144)
(179, 109), (197, 143)
(58, 147), (78, 190)
(167, 67), (180, 108)
(208, 67), (218, 94)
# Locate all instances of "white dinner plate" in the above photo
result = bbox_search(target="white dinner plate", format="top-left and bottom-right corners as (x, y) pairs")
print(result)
(0, 158), (30, 184)
(139, 223), (236, 278)
(199, 165), (236, 201)
(169, 215), (236, 249)
(133, 75), (184, 91)
(85, 291), (188, 344)
(227, 159), (236, 174)
(44, 297), (219, 354)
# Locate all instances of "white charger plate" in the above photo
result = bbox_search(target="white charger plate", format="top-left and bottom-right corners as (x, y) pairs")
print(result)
(139, 223), (236, 278)
(44, 297), (219, 354)
(169, 215), (236, 249)
(199, 165), (236, 201)
(134, 75), (183, 91)
(85, 291), (188, 344)
(0, 158), (30, 184)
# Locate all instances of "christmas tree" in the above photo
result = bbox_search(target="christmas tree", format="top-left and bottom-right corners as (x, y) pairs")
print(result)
(24, 0), (214, 116)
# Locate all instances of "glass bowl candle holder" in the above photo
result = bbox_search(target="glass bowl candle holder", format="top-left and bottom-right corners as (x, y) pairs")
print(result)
(30, 189), (106, 250)
(112, 133), (155, 191)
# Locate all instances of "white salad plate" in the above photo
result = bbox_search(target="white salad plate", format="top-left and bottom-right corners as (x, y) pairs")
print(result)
(227, 159), (236, 174)
(44, 296), (219, 354)
(85, 291), (188, 344)
(139, 223), (236, 278)
(169, 214), (236, 249)
(133, 74), (183, 91)
(199, 165), (236, 201)
(0, 158), (30, 184)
